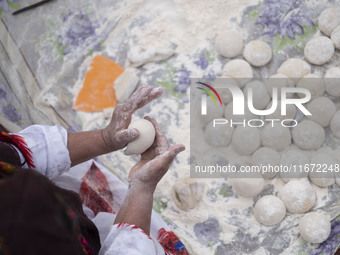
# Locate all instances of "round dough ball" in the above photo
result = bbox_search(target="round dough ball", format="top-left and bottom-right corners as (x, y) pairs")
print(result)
(307, 97), (336, 127)
(204, 119), (234, 147)
(304, 36), (334, 65)
(296, 74), (325, 100)
(309, 153), (336, 187)
(254, 195), (286, 226)
(232, 126), (261, 156)
(200, 97), (225, 125)
(125, 119), (155, 155)
(277, 58), (311, 78)
(215, 77), (238, 104)
(232, 177), (264, 198)
(215, 30), (244, 58)
(299, 212), (331, 243)
(279, 179), (316, 214)
(244, 80), (270, 110)
(251, 147), (281, 179)
(318, 7), (340, 36)
(243, 40), (272, 67)
(222, 59), (253, 88)
(324, 67), (340, 96)
(173, 178), (205, 211)
(265, 73), (295, 99)
(261, 124), (291, 151)
(224, 102), (257, 122)
(265, 100), (297, 121)
(331, 110), (340, 139)
(280, 150), (310, 182)
(331, 25), (340, 49)
(292, 120), (325, 150)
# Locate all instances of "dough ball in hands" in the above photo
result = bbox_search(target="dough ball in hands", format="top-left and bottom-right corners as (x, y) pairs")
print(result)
(204, 119), (234, 147)
(296, 74), (325, 100)
(125, 119), (156, 155)
(251, 147), (281, 179)
(261, 124), (291, 151)
(304, 36), (334, 65)
(265, 73), (295, 99)
(232, 126), (261, 156)
(307, 97), (336, 127)
(215, 30), (244, 58)
(331, 25), (340, 49)
(232, 176), (264, 198)
(200, 98), (225, 125)
(309, 153), (336, 187)
(243, 40), (272, 67)
(292, 120), (325, 150)
(280, 150), (309, 182)
(277, 58), (311, 79)
(279, 179), (316, 214)
(330, 110), (340, 139)
(243, 80), (270, 110)
(254, 195), (286, 226)
(318, 7), (340, 36)
(324, 67), (340, 96)
(299, 212), (331, 243)
(222, 59), (253, 88)
(173, 178), (205, 211)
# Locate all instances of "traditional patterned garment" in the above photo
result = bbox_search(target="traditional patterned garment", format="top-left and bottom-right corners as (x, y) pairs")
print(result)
(0, 125), (189, 255)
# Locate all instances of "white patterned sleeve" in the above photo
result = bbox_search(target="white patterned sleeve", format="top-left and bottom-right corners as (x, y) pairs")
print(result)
(99, 223), (165, 255)
(13, 124), (71, 179)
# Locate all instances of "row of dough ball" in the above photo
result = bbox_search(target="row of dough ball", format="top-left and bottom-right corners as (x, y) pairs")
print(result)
(303, 7), (340, 65)
(254, 194), (331, 244)
(215, 30), (272, 67)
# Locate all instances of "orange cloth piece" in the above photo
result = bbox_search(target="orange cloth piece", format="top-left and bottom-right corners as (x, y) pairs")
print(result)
(73, 55), (124, 112)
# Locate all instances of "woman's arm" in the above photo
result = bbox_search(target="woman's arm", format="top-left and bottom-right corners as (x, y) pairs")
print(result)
(67, 85), (162, 166)
(114, 117), (185, 234)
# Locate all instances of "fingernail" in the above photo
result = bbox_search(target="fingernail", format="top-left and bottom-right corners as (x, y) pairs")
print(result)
(131, 128), (139, 138)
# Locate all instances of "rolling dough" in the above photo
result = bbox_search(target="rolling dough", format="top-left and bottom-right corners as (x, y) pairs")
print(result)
(299, 212), (331, 243)
(309, 153), (336, 187)
(280, 149), (309, 182)
(279, 179), (316, 214)
(265, 73), (295, 99)
(222, 59), (253, 87)
(296, 74), (325, 100)
(292, 120), (325, 150)
(331, 25), (340, 49)
(244, 80), (270, 110)
(331, 110), (340, 139)
(243, 40), (272, 67)
(232, 126), (261, 156)
(251, 147), (281, 179)
(307, 97), (336, 127)
(204, 119), (234, 147)
(200, 97), (225, 125)
(125, 119), (155, 155)
(254, 195), (286, 226)
(265, 100), (297, 122)
(304, 36), (334, 65)
(232, 176), (264, 198)
(261, 124), (291, 151)
(215, 30), (244, 58)
(318, 7), (340, 36)
(277, 58), (311, 78)
(324, 67), (340, 96)
(173, 178), (205, 211)
(224, 102), (257, 122)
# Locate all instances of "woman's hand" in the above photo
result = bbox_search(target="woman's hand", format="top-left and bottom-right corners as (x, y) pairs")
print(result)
(101, 85), (162, 152)
(128, 116), (185, 192)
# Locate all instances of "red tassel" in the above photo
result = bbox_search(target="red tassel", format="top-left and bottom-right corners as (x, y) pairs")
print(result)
(0, 131), (36, 168)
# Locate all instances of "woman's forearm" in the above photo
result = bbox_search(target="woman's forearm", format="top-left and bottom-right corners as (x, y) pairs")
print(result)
(67, 130), (111, 166)
(114, 183), (154, 235)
